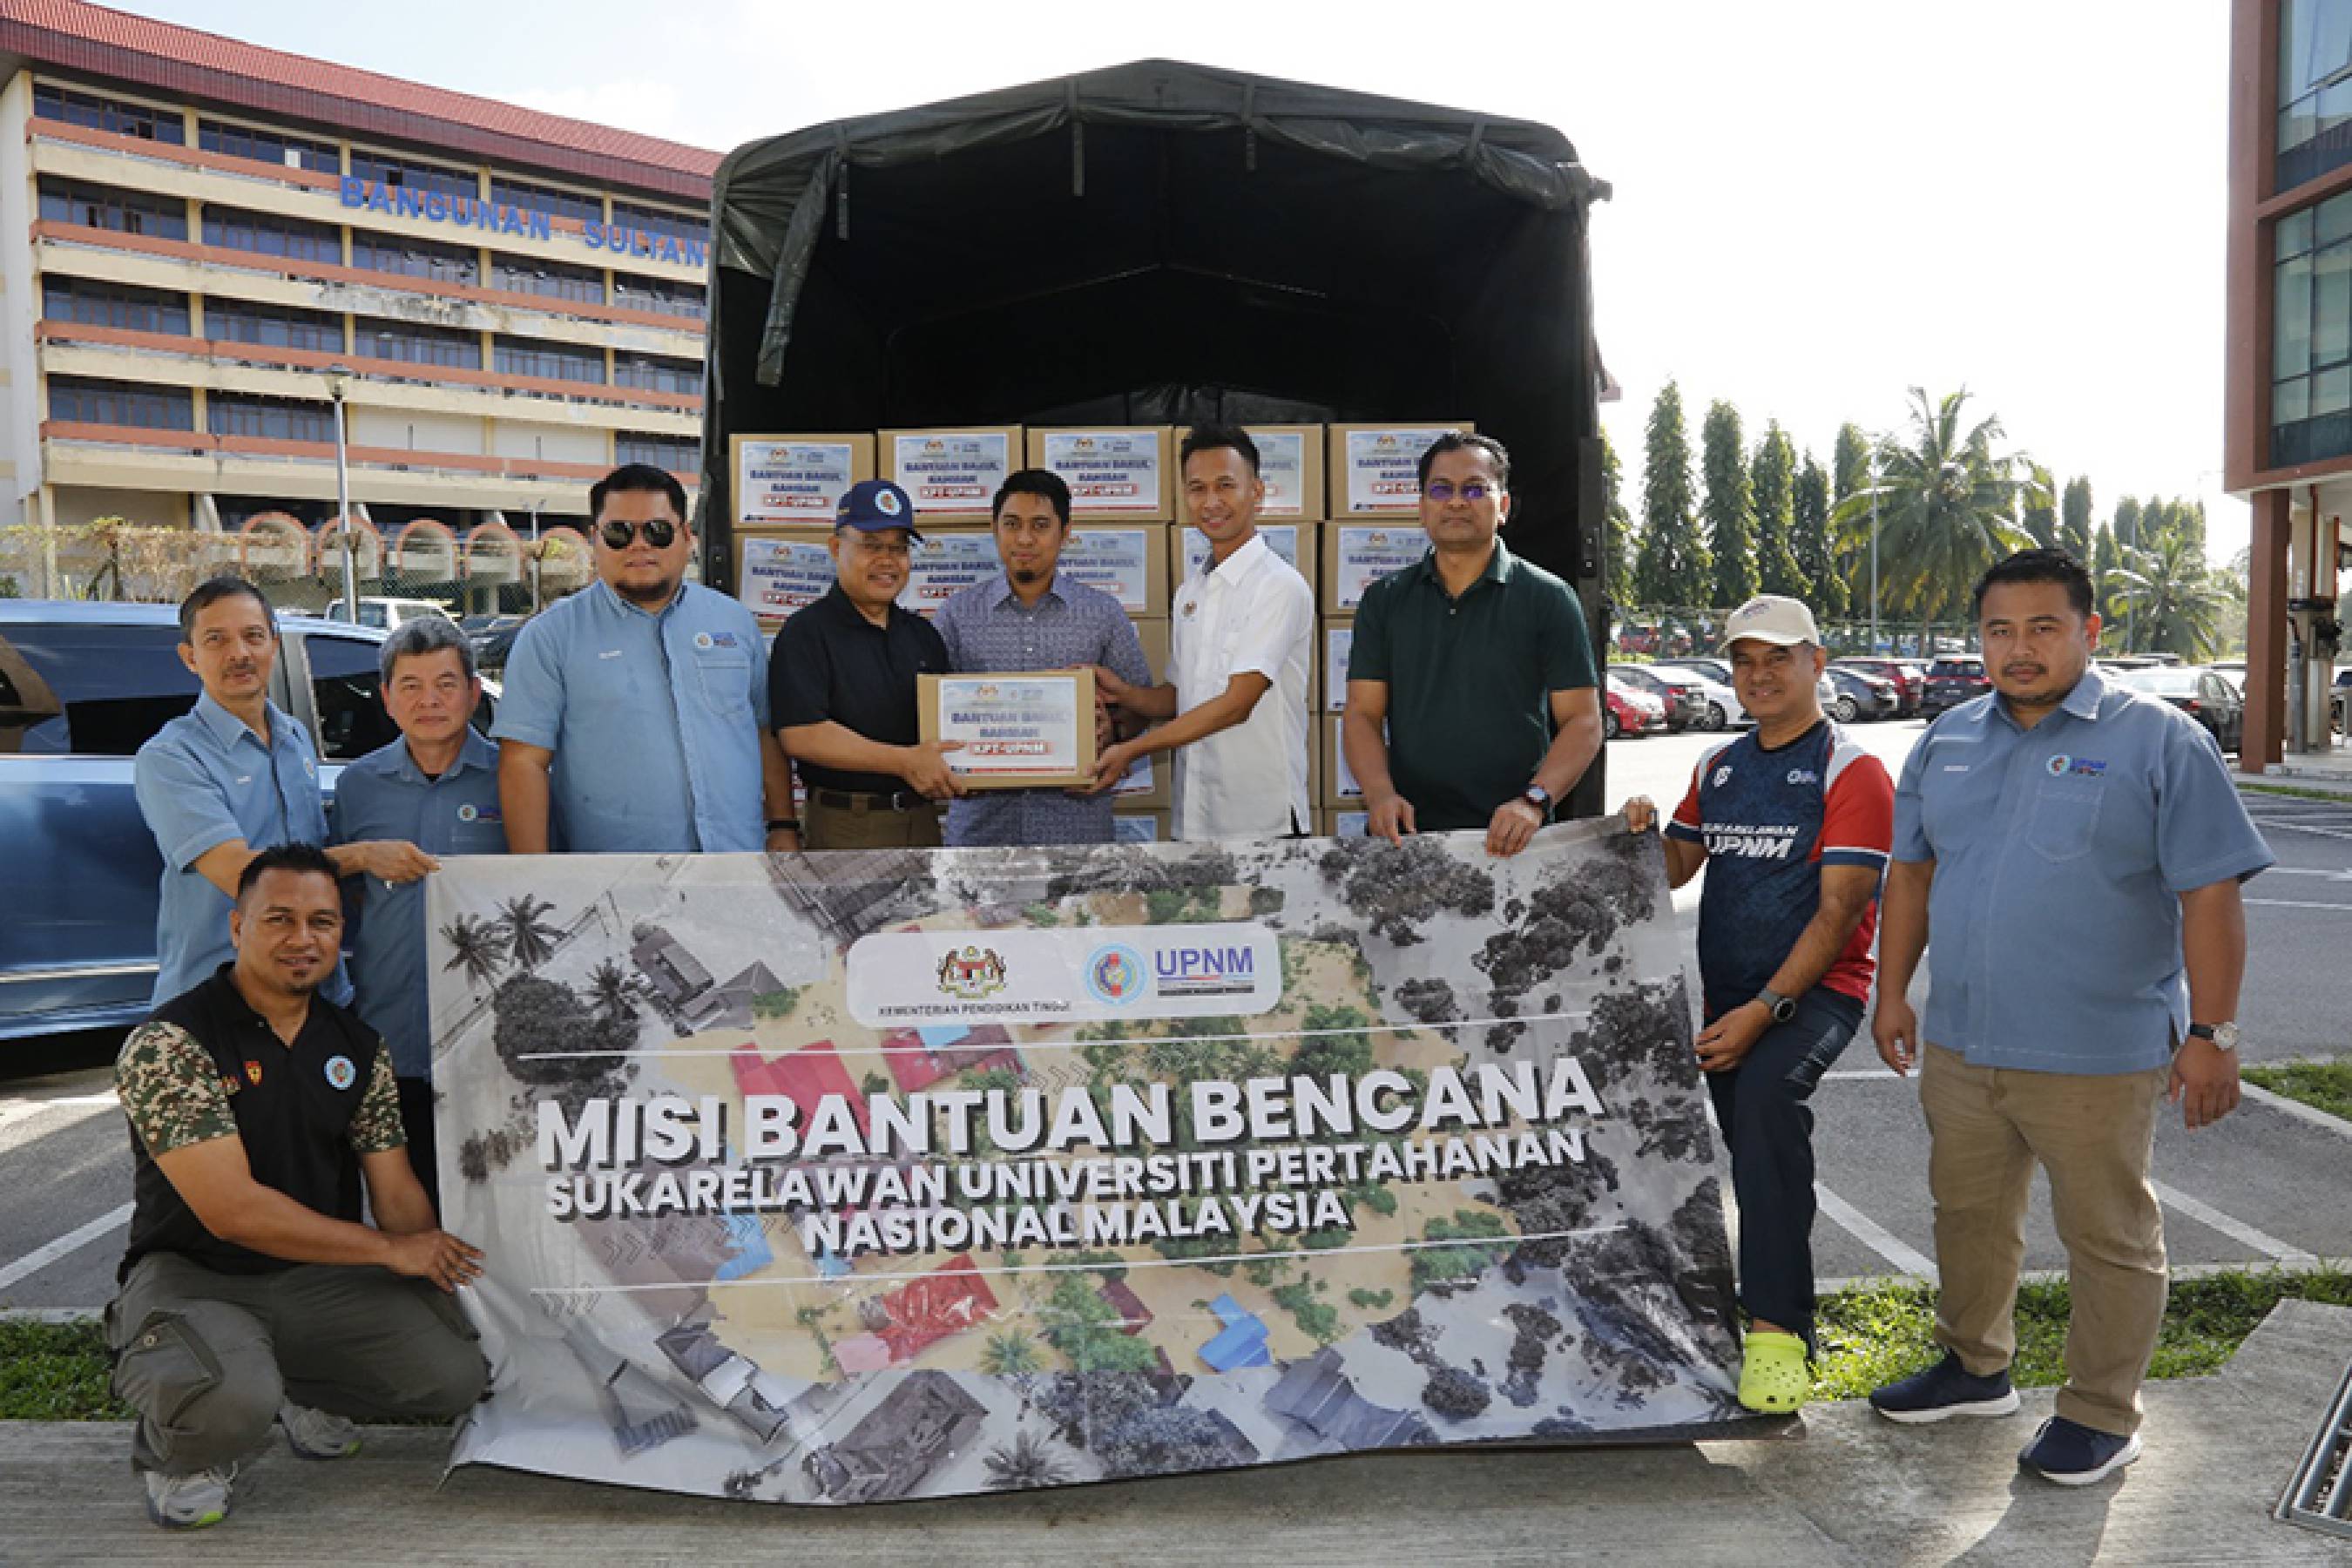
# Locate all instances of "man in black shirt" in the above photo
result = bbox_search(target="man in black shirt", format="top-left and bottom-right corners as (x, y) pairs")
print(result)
(771, 479), (960, 848)
(107, 843), (485, 1531)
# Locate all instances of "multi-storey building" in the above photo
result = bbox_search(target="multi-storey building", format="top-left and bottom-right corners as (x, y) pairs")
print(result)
(0, 0), (716, 607)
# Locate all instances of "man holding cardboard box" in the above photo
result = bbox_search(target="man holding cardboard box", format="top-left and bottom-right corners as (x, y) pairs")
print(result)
(1092, 426), (1314, 841)
(771, 480), (961, 849)
(936, 470), (1155, 847)
(1342, 432), (1602, 856)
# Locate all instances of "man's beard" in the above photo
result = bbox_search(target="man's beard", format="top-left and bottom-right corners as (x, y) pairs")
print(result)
(1011, 565), (1046, 585)
(612, 571), (680, 605)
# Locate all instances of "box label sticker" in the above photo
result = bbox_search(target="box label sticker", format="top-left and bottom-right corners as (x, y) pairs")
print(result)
(1060, 529), (1155, 613)
(1342, 427), (1455, 513)
(738, 440), (859, 524)
(893, 432), (1012, 514)
(738, 536), (835, 622)
(1043, 431), (1165, 514)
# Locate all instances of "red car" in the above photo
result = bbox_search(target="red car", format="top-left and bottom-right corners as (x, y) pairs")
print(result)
(1605, 677), (1667, 740)
(1832, 657), (1923, 717)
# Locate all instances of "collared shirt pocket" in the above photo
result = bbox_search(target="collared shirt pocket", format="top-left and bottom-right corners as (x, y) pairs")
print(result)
(2028, 775), (2105, 862)
(692, 646), (753, 720)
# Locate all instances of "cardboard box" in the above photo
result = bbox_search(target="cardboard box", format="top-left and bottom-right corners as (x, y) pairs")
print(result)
(1323, 618), (1353, 712)
(1061, 525), (1169, 616)
(1028, 427), (1174, 521)
(1168, 522), (1318, 598)
(919, 669), (1096, 791)
(1322, 713), (1369, 807)
(1321, 520), (1428, 614)
(734, 528), (836, 625)
(731, 434), (874, 526)
(881, 427), (1023, 519)
(1113, 617), (1172, 808)
(1328, 808), (1369, 838)
(1112, 809), (1172, 844)
(895, 528), (999, 618)
(1328, 422), (1475, 515)
(1132, 616), (1170, 683)
(1173, 423), (1324, 518)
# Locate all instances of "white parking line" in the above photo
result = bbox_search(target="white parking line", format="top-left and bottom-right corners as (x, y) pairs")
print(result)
(0, 1093), (118, 1135)
(2241, 1081), (2352, 1139)
(0, 1202), (133, 1294)
(2149, 1179), (2319, 1267)
(1815, 1184), (1939, 1283)
(2244, 897), (2352, 912)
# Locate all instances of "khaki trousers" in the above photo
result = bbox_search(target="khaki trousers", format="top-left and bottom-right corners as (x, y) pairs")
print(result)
(803, 793), (943, 850)
(1921, 1043), (2169, 1436)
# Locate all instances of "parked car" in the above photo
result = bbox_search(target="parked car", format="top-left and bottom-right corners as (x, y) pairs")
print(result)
(1603, 676), (1667, 740)
(2335, 666), (2349, 734)
(2113, 665), (2245, 754)
(467, 614), (530, 672)
(1607, 666), (1700, 733)
(323, 595), (456, 631)
(1832, 656), (1923, 717)
(1826, 666), (1901, 724)
(1920, 655), (1990, 715)
(0, 601), (495, 1042)
(1639, 663), (1742, 731)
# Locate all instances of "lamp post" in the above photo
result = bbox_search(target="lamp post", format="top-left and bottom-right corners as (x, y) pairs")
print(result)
(1869, 445), (1881, 655)
(328, 367), (355, 623)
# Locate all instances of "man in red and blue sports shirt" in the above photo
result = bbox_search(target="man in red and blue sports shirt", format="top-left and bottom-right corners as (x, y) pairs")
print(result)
(1625, 593), (1894, 1416)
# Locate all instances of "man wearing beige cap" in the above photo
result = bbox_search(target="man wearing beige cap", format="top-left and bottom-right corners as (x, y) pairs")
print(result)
(1623, 593), (1894, 1415)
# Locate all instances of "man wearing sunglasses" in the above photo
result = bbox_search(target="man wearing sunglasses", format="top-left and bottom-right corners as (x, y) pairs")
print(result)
(494, 464), (794, 855)
(1342, 431), (1602, 856)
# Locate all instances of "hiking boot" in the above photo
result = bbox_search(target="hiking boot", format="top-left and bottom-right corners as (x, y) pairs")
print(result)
(142, 1463), (233, 1529)
(2019, 1416), (2143, 1485)
(280, 1401), (362, 1460)
(1869, 1351), (2022, 1423)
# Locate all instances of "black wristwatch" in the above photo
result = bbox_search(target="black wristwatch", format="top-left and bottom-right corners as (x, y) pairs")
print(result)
(1756, 988), (1798, 1024)
(1520, 785), (1551, 814)
(766, 818), (800, 835)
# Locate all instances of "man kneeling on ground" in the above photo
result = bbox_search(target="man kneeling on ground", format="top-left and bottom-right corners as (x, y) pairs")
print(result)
(106, 842), (486, 1531)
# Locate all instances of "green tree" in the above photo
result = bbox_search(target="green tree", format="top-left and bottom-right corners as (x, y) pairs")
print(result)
(1600, 428), (1635, 606)
(2022, 463), (2057, 548)
(1634, 382), (1707, 607)
(1793, 452), (1846, 615)
(1831, 422), (1874, 608)
(1701, 400), (1757, 609)
(2107, 532), (2234, 659)
(1749, 422), (1806, 598)
(2113, 496), (2142, 556)
(1830, 389), (2031, 654)
(2092, 522), (2121, 619)
(494, 895), (562, 972)
(2059, 476), (2095, 560)
(437, 913), (508, 990)
(1038, 1274), (1156, 1374)
(585, 958), (636, 1024)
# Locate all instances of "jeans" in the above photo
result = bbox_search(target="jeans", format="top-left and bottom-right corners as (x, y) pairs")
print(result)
(1706, 987), (1862, 1346)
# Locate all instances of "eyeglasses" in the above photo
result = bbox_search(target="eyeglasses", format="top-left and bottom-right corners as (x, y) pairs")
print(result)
(1423, 480), (1498, 503)
(599, 517), (678, 550)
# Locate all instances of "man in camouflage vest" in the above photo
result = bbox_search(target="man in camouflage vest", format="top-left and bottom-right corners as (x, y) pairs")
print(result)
(106, 843), (486, 1531)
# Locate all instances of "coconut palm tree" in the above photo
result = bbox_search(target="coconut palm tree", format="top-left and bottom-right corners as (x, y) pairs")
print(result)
(438, 913), (508, 990)
(584, 958), (638, 1024)
(982, 1429), (1070, 1491)
(495, 894), (562, 973)
(1831, 389), (2038, 652)
(979, 1330), (1042, 1380)
(2106, 533), (2234, 660)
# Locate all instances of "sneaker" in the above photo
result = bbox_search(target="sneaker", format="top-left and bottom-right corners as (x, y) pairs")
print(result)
(280, 1401), (362, 1460)
(1869, 1352), (2023, 1423)
(2019, 1416), (2143, 1485)
(142, 1463), (233, 1529)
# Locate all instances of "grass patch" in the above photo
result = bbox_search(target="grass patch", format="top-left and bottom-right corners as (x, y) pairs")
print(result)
(2244, 1059), (2352, 1122)
(0, 1319), (126, 1421)
(1815, 1266), (2352, 1400)
(2238, 781), (2352, 803)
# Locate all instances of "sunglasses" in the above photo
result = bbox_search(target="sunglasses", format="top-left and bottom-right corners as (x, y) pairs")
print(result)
(600, 517), (679, 550)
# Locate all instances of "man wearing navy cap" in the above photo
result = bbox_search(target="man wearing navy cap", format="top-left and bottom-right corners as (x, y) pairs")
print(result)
(771, 479), (960, 849)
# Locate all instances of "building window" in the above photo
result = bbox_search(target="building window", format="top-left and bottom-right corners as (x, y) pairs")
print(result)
(208, 391), (335, 444)
(197, 118), (340, 175)
(616, 430), (699, 471)
(201, 204), (341, 264)
(490, 176), (602, 227)
(2271, 193), (2352, 467)
(612, 199), (710, 246)
(612, 274), (706, 321)
(495, 335), (605, 384)
(490, 254), (605, 306)
(348, 149), (477, 205)
(355, 318), (483, 371)
(614, 353), (703, 397)
(205, 299), (343, 355)
(32, 83), (185, 145)
(37, 176), (188, 240)
(48, 375), (194, 430)
(42, 277), (190, 336)
(349, 230), (479, 287)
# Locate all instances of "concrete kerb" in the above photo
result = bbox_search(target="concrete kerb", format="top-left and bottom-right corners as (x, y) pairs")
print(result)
(2, 1301), (2348, 1565)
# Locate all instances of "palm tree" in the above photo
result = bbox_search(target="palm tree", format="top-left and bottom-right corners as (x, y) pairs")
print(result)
(437, 913), (508, 990)
(495, 894), (562, 972)
(2106, 533), (2234, 660)
(584, 958), (638, 1024)
(1831, 389), (2038, 652)
(979, 1330), (1042, 1380)
(982, 1429), (1070, 1491)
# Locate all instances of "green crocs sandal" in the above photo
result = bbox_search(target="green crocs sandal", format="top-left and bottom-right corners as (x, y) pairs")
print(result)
(1739, 1330), (1811, 1415)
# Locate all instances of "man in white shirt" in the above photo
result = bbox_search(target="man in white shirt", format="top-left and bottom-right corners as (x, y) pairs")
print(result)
(1092, 425), (1314, 839)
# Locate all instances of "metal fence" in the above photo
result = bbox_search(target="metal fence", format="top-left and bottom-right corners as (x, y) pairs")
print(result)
(1609, 605), (1977, 660)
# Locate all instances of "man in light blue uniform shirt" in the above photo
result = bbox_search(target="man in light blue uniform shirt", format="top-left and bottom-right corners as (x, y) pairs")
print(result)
(329, 616), (504, 1212)
(1868, 549), (2272, 1487)
(494, 464), (796, 855)
(134, 578), (433, 1007)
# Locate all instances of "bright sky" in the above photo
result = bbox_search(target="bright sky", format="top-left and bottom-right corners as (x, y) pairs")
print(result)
(139, 0), (2241, 561)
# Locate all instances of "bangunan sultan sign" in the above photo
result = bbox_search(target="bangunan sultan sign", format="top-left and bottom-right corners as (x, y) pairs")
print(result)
(428, 825), (1745, 1504)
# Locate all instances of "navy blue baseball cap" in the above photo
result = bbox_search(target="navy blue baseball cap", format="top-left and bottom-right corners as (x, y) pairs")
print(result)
(835, 479), (923, 540)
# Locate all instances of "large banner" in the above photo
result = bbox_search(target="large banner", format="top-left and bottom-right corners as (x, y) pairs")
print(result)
(427, 824), (1745, 1504)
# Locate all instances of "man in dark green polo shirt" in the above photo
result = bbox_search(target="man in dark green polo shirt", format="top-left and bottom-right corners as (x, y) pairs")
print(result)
(1342, 431), (1602, 855)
